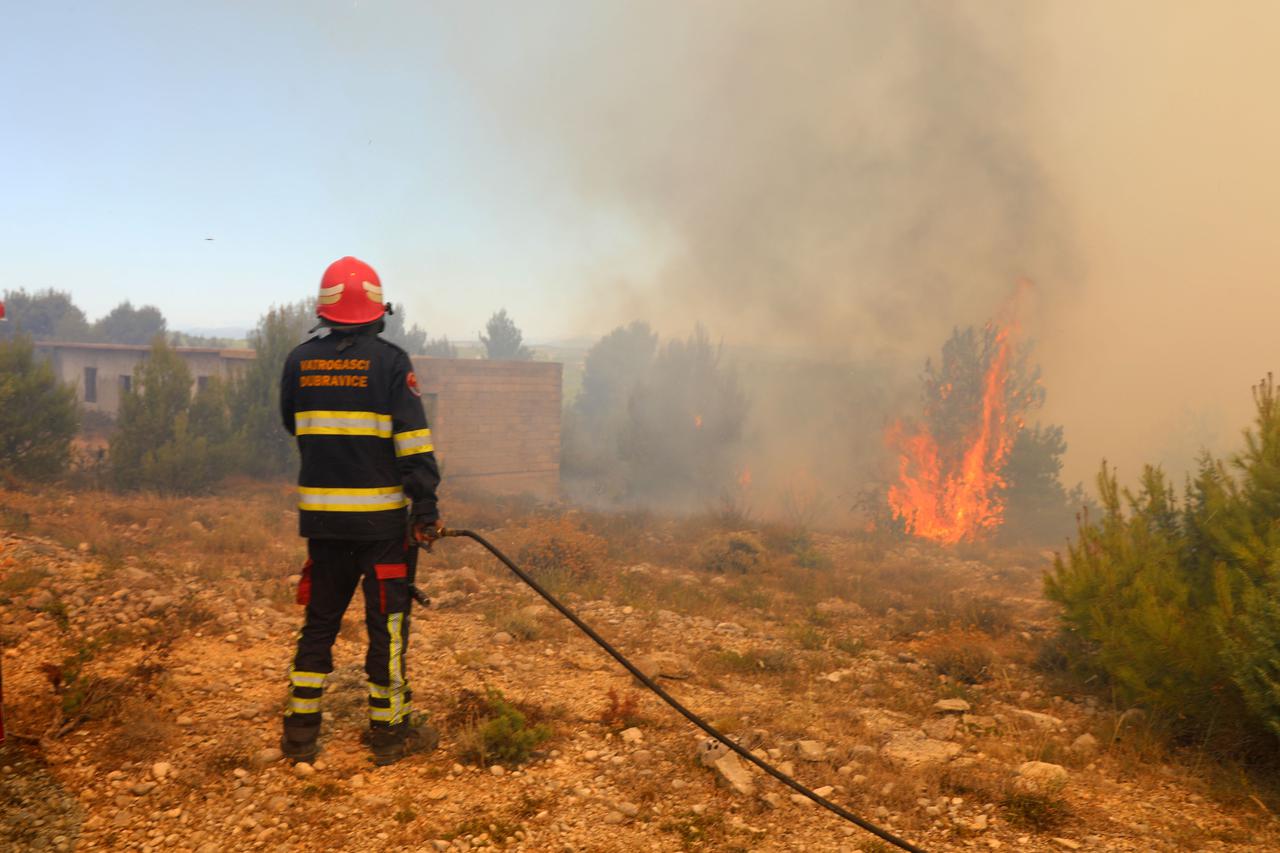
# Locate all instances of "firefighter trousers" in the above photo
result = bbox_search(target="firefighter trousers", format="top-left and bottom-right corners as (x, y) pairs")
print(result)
(283, 537), (417, 741)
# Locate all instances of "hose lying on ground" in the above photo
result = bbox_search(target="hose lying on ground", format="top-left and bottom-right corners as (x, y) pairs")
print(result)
(424, 528), (929, 853)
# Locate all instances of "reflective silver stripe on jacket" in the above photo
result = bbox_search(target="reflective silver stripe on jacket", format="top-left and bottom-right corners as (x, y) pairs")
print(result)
(295, 410), (393, 438)
(394, 428), (434, 458)
(297, 486), (408, 512)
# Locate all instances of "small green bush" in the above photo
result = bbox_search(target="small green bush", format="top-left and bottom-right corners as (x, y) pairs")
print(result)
(1001, 792), (1069, 832)
(459, 687), (552, 767)
(1046, 376), (1280, 752)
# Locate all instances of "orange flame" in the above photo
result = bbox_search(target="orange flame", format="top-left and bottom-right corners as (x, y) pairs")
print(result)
(738, 467), (752, 489)
(694, 414), (703, 429)
(886, 322), (1021, 544)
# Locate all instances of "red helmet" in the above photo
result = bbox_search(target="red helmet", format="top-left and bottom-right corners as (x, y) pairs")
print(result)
(317, 256), (387, 325)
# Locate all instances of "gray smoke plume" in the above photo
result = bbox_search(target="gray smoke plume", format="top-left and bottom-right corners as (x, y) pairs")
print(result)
(441, 1), (1069, 359)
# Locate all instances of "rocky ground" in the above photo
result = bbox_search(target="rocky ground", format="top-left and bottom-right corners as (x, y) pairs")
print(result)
(0, 487), (1277, 852)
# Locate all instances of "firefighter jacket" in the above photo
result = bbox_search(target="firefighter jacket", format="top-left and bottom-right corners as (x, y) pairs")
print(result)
(280, 325), (440, 540)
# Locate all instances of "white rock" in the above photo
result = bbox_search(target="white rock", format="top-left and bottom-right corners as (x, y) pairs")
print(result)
(1013, 761), (1068, 796)
(620, 727), (644, 744)
(696, 738), (730, 767)
(880, 731), (962, 768)
(253, 748), (283, 768)
(1011, 708), (1063, 730)
(710, 753), (755, 796)
(293, 762), (316, 779)
(934, 698), (971, 713)
(151, 762), (172, 781)
(1070, 733), (1099, 756)
(793, 740), (826, 762)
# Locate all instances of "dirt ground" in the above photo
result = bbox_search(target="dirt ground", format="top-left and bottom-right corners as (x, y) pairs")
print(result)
(1, 484), (1277, 852)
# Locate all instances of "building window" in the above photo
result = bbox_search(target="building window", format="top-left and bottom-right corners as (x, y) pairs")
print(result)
(120, 374), (132, 394)
(197, 375), (210, 392)
(84, 367), (97, 403)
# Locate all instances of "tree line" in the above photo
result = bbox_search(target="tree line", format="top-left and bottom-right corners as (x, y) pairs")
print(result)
(0, 294), (544, 491)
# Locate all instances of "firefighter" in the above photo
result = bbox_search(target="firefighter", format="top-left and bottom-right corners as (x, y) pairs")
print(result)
(279, 256), (442, 766)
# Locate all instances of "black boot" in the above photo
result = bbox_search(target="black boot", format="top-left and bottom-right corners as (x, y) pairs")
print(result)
(281, 721), (320, 764)
(369, 714), (439, 766)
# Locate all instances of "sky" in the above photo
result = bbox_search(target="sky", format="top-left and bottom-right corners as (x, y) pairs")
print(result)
(6, 2), (1280, 485)
(1, 2), (648, 338)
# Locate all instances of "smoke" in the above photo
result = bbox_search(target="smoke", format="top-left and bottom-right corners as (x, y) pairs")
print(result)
(435, 1), (1280, 510)
(436, 1), (1064, 517)
(445, 1), (1065, 360)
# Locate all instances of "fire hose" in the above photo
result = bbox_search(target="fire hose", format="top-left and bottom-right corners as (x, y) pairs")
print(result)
(423, 528), (928, 853)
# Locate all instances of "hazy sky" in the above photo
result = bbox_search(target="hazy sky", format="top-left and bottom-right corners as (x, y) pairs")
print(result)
(6, 2), (1280, 484)
(2, 2), (645, 337)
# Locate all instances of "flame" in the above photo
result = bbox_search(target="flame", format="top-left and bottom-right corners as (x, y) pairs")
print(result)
(738, 467), (752, 489)
(694, 414), (703, 429)
(886, 321), (1021, 544)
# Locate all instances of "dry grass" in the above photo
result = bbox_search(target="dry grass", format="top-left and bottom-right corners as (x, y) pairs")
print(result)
(99, 696), (178, 761)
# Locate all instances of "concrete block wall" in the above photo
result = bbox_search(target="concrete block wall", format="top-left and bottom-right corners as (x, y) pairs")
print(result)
(412, 357), (562, 500)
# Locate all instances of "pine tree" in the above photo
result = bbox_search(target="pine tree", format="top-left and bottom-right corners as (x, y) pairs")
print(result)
(0, 336), (79, 479)
(227, 301), (313, 478)
(1046, 376), (1280, 750)
(480, 309), (533, 360)
(110, 337), (198, 491)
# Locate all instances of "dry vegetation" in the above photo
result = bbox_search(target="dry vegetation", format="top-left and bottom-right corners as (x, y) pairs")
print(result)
(1, 482), (1278, 851)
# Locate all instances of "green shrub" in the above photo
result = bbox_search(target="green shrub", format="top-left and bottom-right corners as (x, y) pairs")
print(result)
(1001, 792), (1069, 832)
(1046, 376), (1280, 751)
(458, 688), (552, 766)
(0, 335), (79, 479)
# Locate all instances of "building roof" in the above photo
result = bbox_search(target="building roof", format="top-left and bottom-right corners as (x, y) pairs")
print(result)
(33, 340), (255, 359)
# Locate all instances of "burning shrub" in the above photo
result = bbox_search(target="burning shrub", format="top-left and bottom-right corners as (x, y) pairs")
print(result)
(886, 307), (1086, 546)
(1046, 376), (1280, 755)
(697, 530), (765, 574)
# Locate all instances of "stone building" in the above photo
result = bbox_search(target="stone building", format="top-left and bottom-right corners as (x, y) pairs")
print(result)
(32, 341), (562, 499)
(33, 341), (254, 417)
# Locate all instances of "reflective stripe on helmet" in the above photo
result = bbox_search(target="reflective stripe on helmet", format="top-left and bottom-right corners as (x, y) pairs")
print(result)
(317, 256), (386, 325)
(295, 410), (393, 438)
(394, 428), (434, 458)
(298, 486), (408, 512)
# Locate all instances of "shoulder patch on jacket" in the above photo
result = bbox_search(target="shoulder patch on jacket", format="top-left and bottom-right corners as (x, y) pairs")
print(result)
(407, 371), (422, 397)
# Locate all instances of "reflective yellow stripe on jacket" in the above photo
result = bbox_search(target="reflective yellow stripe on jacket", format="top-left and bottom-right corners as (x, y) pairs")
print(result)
(298, 486), (408, 513)
(394, 428), (434, 458)
(295, 410), (393, 438)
